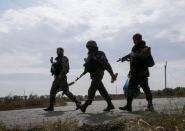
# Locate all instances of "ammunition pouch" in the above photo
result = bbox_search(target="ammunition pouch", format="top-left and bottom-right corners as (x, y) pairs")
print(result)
(51, 62), (63, 76)
(84, 59), (104, 73)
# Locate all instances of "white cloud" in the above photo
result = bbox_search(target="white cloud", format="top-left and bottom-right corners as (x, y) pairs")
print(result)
(0, 0), (185, 96)
(1, 0), (185, 42)
(0, 9), (40, 33)
(0, 52), (48, 74)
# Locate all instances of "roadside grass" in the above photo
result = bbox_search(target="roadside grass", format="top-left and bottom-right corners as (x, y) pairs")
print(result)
(142, 113), (185, 131)
(1, 108), (185, 131)
(0, 121), (6, 131)
(0, 94), (66, 111)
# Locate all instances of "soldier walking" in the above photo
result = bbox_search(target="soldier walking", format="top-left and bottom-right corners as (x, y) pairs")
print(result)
(44, 47), (81, 111)
(79, 40), (117, 113)
(118, 33), (154, 112)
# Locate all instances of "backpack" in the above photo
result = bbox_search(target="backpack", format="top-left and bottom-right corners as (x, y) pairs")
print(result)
(147, 47), (155, 67)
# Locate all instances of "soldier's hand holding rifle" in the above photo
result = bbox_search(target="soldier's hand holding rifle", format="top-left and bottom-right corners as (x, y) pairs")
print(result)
(117, 55), (130, 62)
(50, 57), (55, 76)
(75, 72), (86, 82)
(117, 58), (122, 62)
(50, 57), (54, 63)
(68, 71), (86, 86)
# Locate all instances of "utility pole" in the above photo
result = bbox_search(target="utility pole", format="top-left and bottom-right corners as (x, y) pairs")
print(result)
(116, 86), (117, 95)
(165, 61), (167, 89)
(24, 90), (26, 100)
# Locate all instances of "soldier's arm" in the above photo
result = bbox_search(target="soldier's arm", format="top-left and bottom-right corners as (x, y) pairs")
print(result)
(121, 53), (131, 61)
(99, 52), (114, 76)
(60, 56), (69, 75)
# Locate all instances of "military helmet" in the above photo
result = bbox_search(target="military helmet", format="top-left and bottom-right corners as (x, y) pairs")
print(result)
(86, 40), (98, 48)
(57, 47), (64, 52)
(133, 33), (142, 40)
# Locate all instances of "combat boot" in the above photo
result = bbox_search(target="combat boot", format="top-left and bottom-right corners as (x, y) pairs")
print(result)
(119, 105), (132, 112)
(145, 105), (154, 112)
(80, 100), (92, 113)
(75, 101), (81, 110)
(44, 104), (54, 111)
(80, 105), (87, 113)
(103, 104), (115, 112)
(119, 99), (132, 112)
(103, 101), (115, 111)
(145, 100), (154, 112)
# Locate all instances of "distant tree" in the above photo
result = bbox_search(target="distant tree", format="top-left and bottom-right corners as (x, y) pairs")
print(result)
(163, 88), (175, 96)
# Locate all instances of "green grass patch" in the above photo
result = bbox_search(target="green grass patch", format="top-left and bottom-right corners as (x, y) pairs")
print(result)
(3, 112), (185, 131)
(0, 121), (6, 131)
(0, 94), (66, 111)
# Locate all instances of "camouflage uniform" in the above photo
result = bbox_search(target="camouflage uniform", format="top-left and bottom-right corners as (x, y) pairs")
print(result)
(119, 39), (153, 112)
(45, 56), (80, 111)
(80, 41), (115, 112)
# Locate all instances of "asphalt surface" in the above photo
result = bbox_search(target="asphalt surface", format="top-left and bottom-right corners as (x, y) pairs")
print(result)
(0, 98), (185, 130)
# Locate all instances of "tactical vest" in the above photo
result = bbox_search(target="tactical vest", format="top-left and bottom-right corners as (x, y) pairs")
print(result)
(51, 62), (63, 76)
(84, 52), (104, 73)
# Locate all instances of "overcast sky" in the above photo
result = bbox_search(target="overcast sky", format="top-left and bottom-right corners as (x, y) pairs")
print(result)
(0, 0), (185, 97)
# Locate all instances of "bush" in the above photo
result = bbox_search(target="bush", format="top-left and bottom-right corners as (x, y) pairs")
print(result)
(0, 94), (66, 111)
(0, 122), (6, 131)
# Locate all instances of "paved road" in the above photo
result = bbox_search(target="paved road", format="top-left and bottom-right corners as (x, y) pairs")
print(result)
(0, 98), (185, 130)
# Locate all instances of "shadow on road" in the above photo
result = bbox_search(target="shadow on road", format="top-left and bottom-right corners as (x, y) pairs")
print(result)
(79, 111), (125, 124)
(42, 109), (76, 117)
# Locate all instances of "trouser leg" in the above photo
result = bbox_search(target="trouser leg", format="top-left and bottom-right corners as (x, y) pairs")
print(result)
(59, 76), (80, 109)
(84, 79), (100, 106)
(98, 82), (114, 111)
(44, 78), (60, 111)
(140, 78), (152, 101)
(86, 77), (102, 103)
(98, 82), (112, 105)
(140, 77), (153, 109)
(80, 78), (101, 112)
(119, 77), (138, 112)
(49, 78), (60, 106)
(62, 87), (78, 103)
(127, 78), (139, 107)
